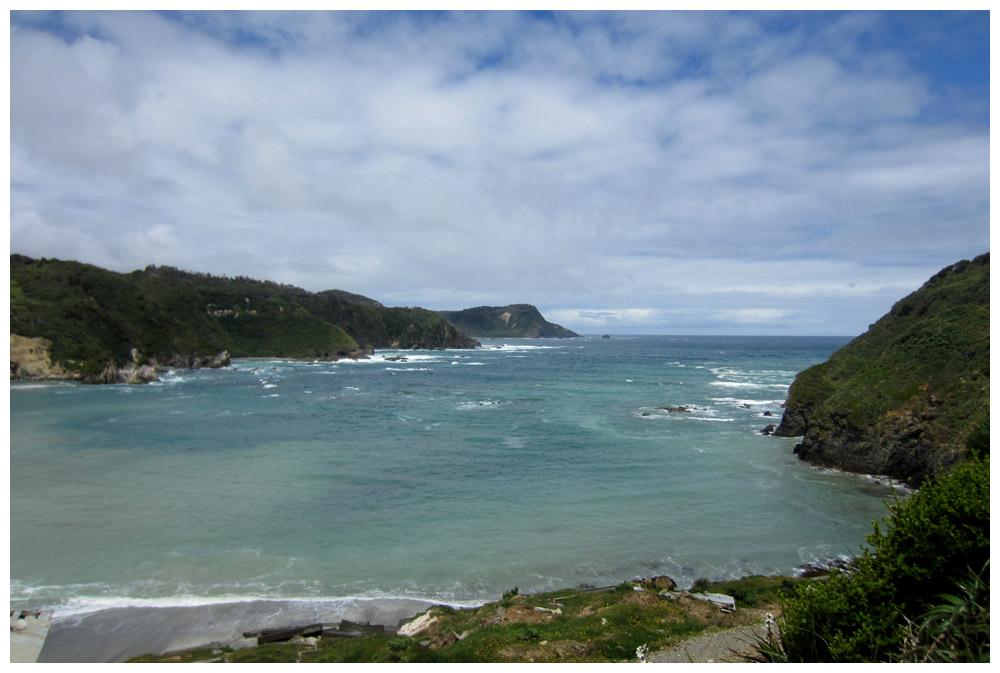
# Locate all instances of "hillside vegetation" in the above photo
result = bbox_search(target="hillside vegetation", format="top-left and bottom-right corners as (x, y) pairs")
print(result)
(438, 304), (579, 338)
(775, 253), (989, 485)
(763, 437), (989, 663)
(10, 255), (478, 382)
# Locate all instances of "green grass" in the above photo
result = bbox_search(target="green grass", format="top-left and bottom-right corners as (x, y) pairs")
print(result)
(130, 576), (814, 663)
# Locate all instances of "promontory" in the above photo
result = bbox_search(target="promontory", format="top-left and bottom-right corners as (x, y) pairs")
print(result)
(774, 253), (989, 486)
(438, 304), (579, 338)
(9, 255), (479, 384)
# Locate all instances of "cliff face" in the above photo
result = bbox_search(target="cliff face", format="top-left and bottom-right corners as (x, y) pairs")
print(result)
(775, 254), (989, 486)
(438, 304), (579, 338)
(10, 255), (477, 383)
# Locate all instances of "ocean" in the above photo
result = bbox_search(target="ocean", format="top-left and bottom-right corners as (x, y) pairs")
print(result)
(9, 335), (906, 660)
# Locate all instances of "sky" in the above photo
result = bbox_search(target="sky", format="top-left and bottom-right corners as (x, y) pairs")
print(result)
(7, 9), (991, 336)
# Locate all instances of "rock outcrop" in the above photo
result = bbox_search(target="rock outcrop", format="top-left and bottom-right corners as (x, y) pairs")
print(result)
(9, 334), (71, 379)
(774, 254), (989, 486)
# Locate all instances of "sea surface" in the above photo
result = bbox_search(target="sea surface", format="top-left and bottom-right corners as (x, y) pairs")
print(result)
(10, 336), (906, 657)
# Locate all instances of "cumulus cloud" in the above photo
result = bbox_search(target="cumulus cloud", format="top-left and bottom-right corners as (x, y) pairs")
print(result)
(8, 10), (989, 335)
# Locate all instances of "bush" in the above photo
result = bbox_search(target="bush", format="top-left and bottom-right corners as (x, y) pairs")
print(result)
(900, 561), (990, 662)
(690, 578), (712, 592)
(774, 447), (990, 662)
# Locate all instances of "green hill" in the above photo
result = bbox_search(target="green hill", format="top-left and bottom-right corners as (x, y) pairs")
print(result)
(775, 253), (989, 485)
(10, 255), (479, 383)
(438, 304), (579, 338)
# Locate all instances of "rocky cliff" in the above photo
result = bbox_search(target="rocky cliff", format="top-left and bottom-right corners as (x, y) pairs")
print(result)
(774, 253), (989, 486)
(10, 255), (478, 383)
(438, 304), (579, 338)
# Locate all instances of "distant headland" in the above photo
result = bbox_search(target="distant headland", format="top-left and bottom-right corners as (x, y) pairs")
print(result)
(438, 304), (579, 338)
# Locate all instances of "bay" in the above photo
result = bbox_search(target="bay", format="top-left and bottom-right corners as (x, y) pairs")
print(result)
(10, 336), (901, 639)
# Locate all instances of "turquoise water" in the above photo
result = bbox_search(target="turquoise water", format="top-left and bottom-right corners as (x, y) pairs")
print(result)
(11, 336), (901, 621)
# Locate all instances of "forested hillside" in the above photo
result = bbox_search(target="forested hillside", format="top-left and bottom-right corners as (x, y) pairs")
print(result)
(10, 255), (478, 382)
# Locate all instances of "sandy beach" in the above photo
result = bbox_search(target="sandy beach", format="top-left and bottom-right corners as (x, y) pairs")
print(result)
(36, 598), (437, 663)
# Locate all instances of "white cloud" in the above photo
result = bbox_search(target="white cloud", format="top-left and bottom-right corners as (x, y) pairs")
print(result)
(8, 10), (989, 336)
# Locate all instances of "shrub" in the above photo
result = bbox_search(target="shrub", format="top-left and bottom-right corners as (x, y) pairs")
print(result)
(900, 561), (990, 662)
(690, 578), (712, 592)
(774, 446), (990, 662)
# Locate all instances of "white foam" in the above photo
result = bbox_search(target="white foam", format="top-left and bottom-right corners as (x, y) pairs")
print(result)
(457, 400), (506, 410)
(710, 397), (784, 405)
(710, 381), (789, 389)
(482, 343), (561, 352)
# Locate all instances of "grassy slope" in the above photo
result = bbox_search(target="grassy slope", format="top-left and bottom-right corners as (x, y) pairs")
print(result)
(776, 253), (989, 481)
(129, 575), (808, 663)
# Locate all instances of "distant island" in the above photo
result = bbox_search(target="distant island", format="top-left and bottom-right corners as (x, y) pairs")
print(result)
(775, 253), (989, 486)
(9, 255), (479, 384)
(438, 304), (579, 338)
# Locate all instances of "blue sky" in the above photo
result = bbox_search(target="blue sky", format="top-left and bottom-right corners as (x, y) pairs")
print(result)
(8, 10), (990, 335)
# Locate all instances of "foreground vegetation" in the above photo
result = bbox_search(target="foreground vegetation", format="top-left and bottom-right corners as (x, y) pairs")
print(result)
(129, 575), (809, 663)
(757, 428), (990, 663)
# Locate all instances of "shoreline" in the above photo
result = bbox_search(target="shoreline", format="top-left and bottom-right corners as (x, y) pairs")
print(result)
(32, 558), (851, 663)
(37, 597), (443, 663)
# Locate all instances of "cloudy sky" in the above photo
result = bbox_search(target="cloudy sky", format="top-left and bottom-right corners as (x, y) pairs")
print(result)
(8, 9), (990, 335)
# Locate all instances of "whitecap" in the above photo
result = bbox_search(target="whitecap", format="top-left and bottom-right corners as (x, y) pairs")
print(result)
(457, 400), (506, 410)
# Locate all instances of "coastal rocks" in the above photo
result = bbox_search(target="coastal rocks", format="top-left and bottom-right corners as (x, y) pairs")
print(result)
(89, 349), (161, 384)
(760, 424), (776, 435)
(773, 254), (989, 486)
(9, 334), (71, 379)
(657, 405), (692, 413)
(795, 556), (856, 578)
(87, 349), (233, 384)
(164, 351), (231, 370)
(773, 404), (811, 438)
(637, 575), (678, 592)
(397, 612), (438, 637)
(786, 408), (959, 487)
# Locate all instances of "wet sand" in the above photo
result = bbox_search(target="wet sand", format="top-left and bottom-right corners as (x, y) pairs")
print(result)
(37, 598), (437, 663)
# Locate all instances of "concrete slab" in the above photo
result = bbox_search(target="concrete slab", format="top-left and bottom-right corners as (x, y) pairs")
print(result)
(11, 610), (53, 663)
